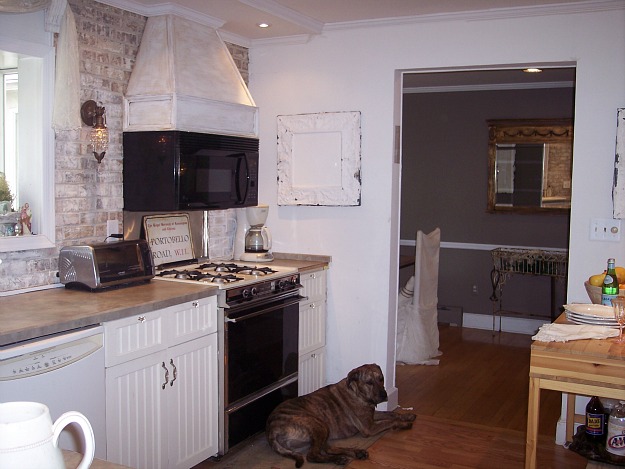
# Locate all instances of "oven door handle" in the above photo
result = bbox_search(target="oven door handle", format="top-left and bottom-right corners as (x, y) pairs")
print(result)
(225, 296), (304, 323)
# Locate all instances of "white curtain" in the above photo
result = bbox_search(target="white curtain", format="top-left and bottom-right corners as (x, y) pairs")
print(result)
(396, 228), (442, 365)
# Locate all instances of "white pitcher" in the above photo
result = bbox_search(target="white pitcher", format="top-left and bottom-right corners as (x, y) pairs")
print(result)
(0, 401), (95, 469)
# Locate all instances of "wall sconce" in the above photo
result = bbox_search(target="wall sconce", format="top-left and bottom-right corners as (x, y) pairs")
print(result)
(81, 100), (109, 163)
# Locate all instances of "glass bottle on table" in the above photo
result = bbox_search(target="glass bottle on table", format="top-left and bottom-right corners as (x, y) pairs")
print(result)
(602, 258), (619, 306)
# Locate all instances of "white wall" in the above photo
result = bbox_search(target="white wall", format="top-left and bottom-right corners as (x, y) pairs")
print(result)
(249, 6), (625, 402)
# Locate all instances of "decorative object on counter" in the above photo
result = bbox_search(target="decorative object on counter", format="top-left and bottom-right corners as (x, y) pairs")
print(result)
(531, 323), (618, 342)
(19, 202), (32, 235)
(142, 214), (194, 266)
(277, 111), (361, 206)
(80, 100), (108, 163)
(0, 401), (95, 469)
(0, 172), (13, 212)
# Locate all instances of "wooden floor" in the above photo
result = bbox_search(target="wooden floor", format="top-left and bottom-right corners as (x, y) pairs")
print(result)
(198, 324), (589, 468)
(347, 325), (588, 468)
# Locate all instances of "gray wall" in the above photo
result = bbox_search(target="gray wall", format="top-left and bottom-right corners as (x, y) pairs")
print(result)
(400, 87), (574, 319)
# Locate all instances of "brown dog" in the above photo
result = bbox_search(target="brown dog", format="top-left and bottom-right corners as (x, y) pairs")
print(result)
(266, 363), (416, 467)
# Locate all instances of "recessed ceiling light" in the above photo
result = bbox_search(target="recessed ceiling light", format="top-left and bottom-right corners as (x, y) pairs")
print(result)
(258, 23), (270, 28)
(523, 68), (543, 73)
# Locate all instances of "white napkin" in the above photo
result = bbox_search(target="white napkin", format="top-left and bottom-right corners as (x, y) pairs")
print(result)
(532, 323), (619, 342)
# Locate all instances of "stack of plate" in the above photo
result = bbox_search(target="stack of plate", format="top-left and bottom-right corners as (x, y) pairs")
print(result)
(564, 303), (619, 326)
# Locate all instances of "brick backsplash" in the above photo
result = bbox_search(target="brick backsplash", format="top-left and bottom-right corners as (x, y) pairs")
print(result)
(0, 1), (249, 293)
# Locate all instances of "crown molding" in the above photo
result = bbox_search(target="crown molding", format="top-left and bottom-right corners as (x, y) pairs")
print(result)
(97, 0), (225, 28)
(324, 0), (625, 32)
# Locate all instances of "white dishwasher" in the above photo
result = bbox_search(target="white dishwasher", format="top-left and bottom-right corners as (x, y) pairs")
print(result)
(0, 325), (106, 459)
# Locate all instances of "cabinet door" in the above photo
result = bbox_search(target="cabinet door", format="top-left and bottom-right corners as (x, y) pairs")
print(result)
(299, 300), (326, 355)
(167, 334), (219, 469)
(298, 348), (326, 396)
(300, 270), (327, 302)
(106, 351), (168, 469)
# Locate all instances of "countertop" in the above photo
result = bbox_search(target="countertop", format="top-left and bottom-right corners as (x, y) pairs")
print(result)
(0, 255), (330, 347)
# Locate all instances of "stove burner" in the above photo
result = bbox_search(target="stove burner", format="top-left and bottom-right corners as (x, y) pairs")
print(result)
(198, 263), (239, 273)
(234, 266), (277, 276)
(157, 268), (243, 284)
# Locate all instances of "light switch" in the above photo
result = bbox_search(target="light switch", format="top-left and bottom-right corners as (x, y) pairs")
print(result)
(589, 218), (621, 242)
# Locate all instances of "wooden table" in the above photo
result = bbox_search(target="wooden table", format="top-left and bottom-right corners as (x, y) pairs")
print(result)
(525, 314), (625, 468)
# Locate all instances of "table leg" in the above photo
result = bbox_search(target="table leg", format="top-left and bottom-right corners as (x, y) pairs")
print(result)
(566, 393), (576, 442)
(525, 376), (540, 469)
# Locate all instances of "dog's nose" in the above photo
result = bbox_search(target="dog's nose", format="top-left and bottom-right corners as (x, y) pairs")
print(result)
(379, 390), (388, 402)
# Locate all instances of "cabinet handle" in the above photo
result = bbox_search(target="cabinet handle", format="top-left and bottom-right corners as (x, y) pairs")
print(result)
(161, 361), (169, 389)
(309, 303), (316, 309)
(170, 358), (177, 387)
(137, 316), (145, 322)
(192, 301), (199, 308)
(311, 353), (317, 359)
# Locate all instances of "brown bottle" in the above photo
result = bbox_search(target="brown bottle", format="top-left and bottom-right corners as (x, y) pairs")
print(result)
(586, 396), (606, 443)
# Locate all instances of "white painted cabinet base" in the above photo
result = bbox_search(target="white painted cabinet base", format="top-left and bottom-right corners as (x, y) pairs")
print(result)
(299, 348), (327, 395)
(104, 297), (218, 469)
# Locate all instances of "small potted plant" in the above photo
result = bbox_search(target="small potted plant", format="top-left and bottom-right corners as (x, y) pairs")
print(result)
(0, 172), (13, 215)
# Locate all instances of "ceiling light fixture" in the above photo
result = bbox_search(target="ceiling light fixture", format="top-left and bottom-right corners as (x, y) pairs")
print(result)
(258, 22), (270, 28)
(523, 68), (543, 73)
(80, 100), (109, 164)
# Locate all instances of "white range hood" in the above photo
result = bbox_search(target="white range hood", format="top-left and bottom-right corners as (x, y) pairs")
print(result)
(123, 15), (258, 137)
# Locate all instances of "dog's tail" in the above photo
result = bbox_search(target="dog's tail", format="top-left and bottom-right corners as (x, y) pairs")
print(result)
(266, 429), (305, 468)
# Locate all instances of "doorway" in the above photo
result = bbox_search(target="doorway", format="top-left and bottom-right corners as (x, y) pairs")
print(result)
(398, 66), (575, 329)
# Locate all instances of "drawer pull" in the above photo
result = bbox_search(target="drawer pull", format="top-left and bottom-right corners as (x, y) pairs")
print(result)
(192, 301), (199, 308)
(137, 316), (145, 323)
(311, 353), (317, 359)
(161, 361), (169, 389)
(170, 359), (177, 387)
(309, 303), (316, 309)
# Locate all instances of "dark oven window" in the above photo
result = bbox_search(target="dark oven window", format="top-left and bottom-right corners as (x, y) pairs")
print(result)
(225, 299), (299, 405)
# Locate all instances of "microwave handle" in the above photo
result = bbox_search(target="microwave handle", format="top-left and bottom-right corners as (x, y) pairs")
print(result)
(235, 154), (249, 204)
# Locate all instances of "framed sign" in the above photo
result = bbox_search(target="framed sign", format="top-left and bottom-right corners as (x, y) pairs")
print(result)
(277, 111), (361, 206)
(143, 214), (194, 266)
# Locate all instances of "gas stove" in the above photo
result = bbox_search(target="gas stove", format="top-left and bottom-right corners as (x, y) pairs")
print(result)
(153, 261), (301, 307)
(154, 261), (296, 288)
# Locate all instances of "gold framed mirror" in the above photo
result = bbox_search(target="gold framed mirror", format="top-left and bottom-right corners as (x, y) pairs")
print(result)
(487, 118), (573, 213)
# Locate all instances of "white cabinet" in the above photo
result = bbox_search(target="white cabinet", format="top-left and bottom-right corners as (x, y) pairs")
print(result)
(298, 268), (327, 395)
(104, 296), (218, 469)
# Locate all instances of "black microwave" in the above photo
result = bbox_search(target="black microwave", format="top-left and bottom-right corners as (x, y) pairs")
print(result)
(123, 131), (258, 211)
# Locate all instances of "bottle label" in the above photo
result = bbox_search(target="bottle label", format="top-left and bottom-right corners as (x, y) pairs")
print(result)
(602, 294), (618, 306)
(605, 274), (616, 285)
(607, 418), (625, 455)
(587, 413), (605, 435)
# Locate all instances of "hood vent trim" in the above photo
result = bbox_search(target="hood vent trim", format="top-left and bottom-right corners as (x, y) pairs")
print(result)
(123, 15), (258, 137)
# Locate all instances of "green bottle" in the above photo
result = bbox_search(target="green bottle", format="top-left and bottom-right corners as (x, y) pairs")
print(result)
(602, 258), (619, 306)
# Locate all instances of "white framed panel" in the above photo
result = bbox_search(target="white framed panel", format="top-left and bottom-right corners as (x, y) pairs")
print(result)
(277, 111), (361, 206)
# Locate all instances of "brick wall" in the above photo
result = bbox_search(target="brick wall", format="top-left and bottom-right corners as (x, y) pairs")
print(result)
(0, 1), (249, 293)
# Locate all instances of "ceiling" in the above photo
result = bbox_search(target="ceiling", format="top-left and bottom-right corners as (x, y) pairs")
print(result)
(102, 0), (606, 42)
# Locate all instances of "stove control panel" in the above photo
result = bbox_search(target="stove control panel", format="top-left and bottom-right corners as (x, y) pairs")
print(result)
(226, 273), (301, 306)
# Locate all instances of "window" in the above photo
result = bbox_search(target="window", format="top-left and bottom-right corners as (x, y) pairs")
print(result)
(0, 9), (55, 251)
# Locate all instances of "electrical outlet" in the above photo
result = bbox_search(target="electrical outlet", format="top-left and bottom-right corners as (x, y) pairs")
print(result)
(589, 218), (621, 242)
(106, 220), (119, 237)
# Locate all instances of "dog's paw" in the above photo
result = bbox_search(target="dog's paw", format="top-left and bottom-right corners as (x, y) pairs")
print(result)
(331, 455), (352, 465)
(396, 420), (414, 430)
(400, 412), (416, 422)
(355, 449), (369, 460)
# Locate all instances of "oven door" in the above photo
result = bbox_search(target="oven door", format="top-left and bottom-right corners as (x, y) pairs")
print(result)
(223, 294), (301, 451)
(225, 294), (300, 405)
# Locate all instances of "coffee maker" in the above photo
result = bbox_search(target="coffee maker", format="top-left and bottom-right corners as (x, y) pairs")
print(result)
(238, 205), (273, 262)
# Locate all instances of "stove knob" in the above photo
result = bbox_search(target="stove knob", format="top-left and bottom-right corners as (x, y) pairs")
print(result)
(277, 279), (287, 290)
(250, 287), (258, 296)
(242, 289), (252, 299)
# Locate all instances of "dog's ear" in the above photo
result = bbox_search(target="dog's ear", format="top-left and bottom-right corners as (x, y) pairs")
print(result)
(347, 368), (361, 392)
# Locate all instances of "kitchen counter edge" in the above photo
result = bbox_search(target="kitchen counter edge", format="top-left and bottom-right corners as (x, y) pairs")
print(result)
(0, 256), (330, 347)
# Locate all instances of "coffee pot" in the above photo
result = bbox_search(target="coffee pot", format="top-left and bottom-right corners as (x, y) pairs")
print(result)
(0, 401), (95, 469)
(239, 205), (274, 262)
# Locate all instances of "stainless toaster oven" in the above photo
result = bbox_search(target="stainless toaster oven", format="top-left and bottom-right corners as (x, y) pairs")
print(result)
(58, 239), (154, 290)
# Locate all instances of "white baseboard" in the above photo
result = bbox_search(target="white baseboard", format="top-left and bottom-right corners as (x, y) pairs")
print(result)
(462, 312), (550, 335)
